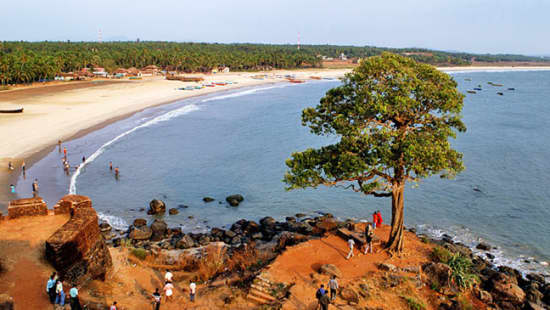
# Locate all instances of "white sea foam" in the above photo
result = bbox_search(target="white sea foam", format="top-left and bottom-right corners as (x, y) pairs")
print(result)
(98, 213), (129, 231)
(201, 84), (292, 102)
(69, 104), (200, 194)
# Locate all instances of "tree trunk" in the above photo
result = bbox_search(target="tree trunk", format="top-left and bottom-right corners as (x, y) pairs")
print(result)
(386, 183), (405, 253)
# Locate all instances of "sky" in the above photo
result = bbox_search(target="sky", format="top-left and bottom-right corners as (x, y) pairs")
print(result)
(1, 0), (549, 55)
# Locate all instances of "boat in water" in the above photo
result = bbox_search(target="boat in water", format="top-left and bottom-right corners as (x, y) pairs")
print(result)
(497, 92), (504, 96)
(467, 90), (477, 94)
(474, 87), (482, 91)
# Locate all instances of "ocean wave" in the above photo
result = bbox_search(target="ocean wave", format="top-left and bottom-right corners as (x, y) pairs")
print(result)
(69, 104), (200, 194)
(98, 213), (129, 231)
(201, 84), (292, 102)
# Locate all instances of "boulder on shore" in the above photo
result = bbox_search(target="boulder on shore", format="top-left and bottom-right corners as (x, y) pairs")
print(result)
(176, 234), (195, 249)
(225, 194), (244, 207)
(133, 218), (147, 227)
(150, 219), (167, 241)
(168, 208), (179, 215)
(147, 199), (166, 215)
(203, 197), (215, 203)
(129, 226), (152, 241)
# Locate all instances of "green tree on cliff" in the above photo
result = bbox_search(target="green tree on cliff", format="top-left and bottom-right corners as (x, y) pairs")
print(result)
(284, 53), (466, 253)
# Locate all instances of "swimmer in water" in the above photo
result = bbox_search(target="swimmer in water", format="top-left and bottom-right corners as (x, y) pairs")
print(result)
(114, 167), (119, 179)
(109, 161), (113, 171)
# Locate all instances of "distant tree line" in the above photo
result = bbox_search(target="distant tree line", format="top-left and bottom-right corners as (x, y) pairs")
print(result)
(0, 41), (548, 85)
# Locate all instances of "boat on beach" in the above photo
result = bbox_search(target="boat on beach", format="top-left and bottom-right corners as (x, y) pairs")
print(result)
(288, 79), (305, 84)
(0, 107), (24, 113)
(310, 76), (322, 80)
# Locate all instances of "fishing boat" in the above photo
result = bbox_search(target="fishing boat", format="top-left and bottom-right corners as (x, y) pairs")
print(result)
(467, 90), (477, 94)
(0, 107), (24, 113)
(310, 76), (322, 80)
(508, 88), (515, 90)
(497, 92), (504, 96)
(214, 82), (227, 86)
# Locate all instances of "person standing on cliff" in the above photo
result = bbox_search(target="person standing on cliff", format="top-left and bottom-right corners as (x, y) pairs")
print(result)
(315, 284), (327, 309)
(152, 288), (161, 310)
(328, 276), (338, 301)
(46, 273), (57, 304)
(32, 179), (39, 197)
(346, 238), (355, 259)
(372, 212), (377, 229)
(110, 301), (118, 310)
(189, 281), (196, 302)
(55, 280), (65, 308)
(69, 284), (81, 310)
(364, 223), (374, 254)
(376, 211), (383, 228)
(164, 270), (173, 282)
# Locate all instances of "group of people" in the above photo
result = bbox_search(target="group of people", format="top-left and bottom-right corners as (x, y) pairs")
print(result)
(346, 212), (382, 259)
(46, 272), (82, 310)
(6, 161), (26, 194)
(315, 276), (338, 310)
(151, 270), (197, 309)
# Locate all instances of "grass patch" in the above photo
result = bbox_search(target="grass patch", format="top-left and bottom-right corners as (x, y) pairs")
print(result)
(401, 295), (426, 310)
(431, 246), (452, 263)
(130, 248), (148, 260)
(0, 85), (10, 91)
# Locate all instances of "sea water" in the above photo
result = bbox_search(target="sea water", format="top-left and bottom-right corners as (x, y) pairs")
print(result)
(15, 71), (550, 277)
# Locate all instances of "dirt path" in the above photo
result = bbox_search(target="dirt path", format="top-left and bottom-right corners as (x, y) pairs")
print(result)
(0, 214), (69, 309)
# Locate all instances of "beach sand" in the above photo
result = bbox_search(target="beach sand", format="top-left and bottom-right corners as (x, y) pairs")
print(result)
(0, 69), (350, 208)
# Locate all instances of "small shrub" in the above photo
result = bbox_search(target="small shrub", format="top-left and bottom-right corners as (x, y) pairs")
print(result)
(0, 85), (10, 91)
(420, 236), (430, 243)
(430, 279), (441, 292)
(401, 295), (426, 310)
(131, 248), (148, 260)
(446, 253), (478, 289)
(431, 246), (452, 263)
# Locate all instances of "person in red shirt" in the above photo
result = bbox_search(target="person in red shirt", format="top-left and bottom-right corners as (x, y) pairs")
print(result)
(376, 211), (383, 227)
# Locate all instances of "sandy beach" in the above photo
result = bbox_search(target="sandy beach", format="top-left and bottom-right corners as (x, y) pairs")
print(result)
(0, 69), (350, 208)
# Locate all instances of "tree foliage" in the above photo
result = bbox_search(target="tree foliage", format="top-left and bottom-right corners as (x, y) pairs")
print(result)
(284, 53), (466, 252)
(1, 41), (547, 85)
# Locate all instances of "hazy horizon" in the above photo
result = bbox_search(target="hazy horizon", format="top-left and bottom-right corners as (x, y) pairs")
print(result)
(2, 0), (549, 56)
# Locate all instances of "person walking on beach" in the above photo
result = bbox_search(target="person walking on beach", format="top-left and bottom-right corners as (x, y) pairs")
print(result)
(21, 161), (26, 175)
(189, 281), (196, 302)
(328, 276), (338, 301)
(152, 288), (161, 310)
(363, 223), (374, 254)
(315, 284), (327, 309)
(69, 284), (81, 310)
(63, 147), (67, 158)
(346, 238), (355, 259)
(9, 184), (15, 193)
(163, 281), (174, 303)
(110, 301), (118, 310)
(32, 179), (39, 197)
(55, 280), (65, 308)
(8, 161), (13, 171)
(46, 273), (57, 304)
(58, 140), (62, 152)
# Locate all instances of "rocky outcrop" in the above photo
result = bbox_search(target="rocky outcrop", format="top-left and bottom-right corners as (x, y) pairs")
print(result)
(7, 197), (48, 219)
(45, 195), (112, 284)
(151, 219), (167, 241)
(319, 264), (342, 278)
(422, 262), (452, 288)
(129, 226), (152, 240)
(147, 199), (166, 215)
(487, 272), (526, 307)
